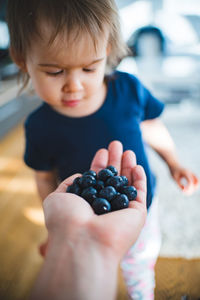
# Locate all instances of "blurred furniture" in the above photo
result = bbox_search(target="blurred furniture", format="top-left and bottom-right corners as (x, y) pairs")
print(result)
(118, 55), (200, 104)
(0, 77), (41, 139)
(127, 25), (166, 57)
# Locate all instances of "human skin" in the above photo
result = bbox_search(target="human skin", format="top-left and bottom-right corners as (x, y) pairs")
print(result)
(19, 24), (110, 201)
(23, 26), (110, 118)
(29, 140), (147, 300)
(16, 19), (199, 201)
(141, 119), (199, 195)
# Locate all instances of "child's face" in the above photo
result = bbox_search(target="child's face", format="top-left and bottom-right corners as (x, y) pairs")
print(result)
(25, 30), (110, 117)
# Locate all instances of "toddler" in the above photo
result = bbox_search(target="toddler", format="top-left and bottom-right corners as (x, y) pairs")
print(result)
(7, 0), (199, 299)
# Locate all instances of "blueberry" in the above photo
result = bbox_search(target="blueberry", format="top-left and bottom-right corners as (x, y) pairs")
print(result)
(79, 175), (96, 188)
(73, 176), (81, 185)
(107, 165), (118, 176)
(81, 187), (97, 204)
(94, 180), (105, 192)
(99, 186), (117, 202)
(120, 186), (137, 201)
(92, 198), (111, 215)
(121, 175), (128, 186)
(83, 170), (97, 179)
(106, 175), (123, 191)
(66, 167), (135, 214)
(97, 168), (113, 182)
(66, 183), (81, 195)
(111, 194), (129, 210)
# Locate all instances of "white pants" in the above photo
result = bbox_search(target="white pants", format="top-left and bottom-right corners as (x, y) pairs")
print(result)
(121, 197), (161, 300)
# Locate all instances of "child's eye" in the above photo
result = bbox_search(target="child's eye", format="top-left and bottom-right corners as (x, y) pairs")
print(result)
(83, 68), (95, 73)
(46, 70), (63, 76)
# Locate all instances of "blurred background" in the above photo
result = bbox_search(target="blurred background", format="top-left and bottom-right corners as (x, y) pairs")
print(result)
(0, 0), (200, 299)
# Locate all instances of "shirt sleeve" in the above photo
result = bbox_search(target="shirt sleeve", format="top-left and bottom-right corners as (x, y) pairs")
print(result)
(24, 121), (55, 171)
(136, 78), (165, 121)
(125, 72), (165, 121)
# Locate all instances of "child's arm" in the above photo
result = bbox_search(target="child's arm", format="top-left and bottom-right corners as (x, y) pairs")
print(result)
(35, 170), (58, 201)
(141, 118), (199, 195)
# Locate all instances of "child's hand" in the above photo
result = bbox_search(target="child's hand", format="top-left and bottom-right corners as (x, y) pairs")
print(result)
(170, 165), (199, 195)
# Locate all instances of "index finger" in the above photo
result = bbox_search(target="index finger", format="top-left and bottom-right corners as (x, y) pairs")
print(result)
(90, 148), (108, 173)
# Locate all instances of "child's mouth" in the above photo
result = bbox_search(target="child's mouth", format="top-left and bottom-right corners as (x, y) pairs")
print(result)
(62, 99), (81, 107)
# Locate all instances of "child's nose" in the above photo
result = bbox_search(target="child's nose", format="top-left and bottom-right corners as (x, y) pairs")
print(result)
(63, 74), (83, 93)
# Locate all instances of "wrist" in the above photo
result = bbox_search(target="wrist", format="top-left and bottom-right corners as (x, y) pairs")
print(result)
(49, 227), (118, 265)
(161, 151), (180, 172)
(47, 229), (118, 300)
(168, 159), (181, 173)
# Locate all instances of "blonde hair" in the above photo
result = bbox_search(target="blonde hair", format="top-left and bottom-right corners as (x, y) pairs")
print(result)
(7, 0), (128, 89)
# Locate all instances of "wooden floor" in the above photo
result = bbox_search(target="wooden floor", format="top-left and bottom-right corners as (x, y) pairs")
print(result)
(0, 123), (200, 300)
(0, 123), (46, 300)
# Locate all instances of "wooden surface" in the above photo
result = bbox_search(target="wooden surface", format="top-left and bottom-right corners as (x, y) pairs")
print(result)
(155, 257), (200, 300)
(0, 123), (200, 300)
(0, 123), (128, 300)
(0, 123), (46, 300)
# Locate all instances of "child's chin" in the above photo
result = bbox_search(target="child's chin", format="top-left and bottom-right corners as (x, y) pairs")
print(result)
(39, 240), (48, 257)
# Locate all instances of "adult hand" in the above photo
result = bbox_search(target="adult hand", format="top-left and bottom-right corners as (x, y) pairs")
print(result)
(31, 141), (147, 300)
(44, 140), (147, 260)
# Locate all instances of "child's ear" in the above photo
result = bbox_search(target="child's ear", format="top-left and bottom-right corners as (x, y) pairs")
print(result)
(14, 59), (27, 72)
(9, 48), (27, 72)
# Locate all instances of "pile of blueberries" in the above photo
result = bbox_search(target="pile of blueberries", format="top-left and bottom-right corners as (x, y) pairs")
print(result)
(66, 165), (137, 215)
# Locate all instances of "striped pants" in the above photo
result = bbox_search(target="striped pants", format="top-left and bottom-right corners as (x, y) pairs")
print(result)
(121, 197), (161, 300)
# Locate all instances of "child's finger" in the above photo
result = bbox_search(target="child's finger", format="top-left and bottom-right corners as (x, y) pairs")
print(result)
(39, 239), (49, 257)
(90, 148), (108, 173)
(192, 174), (199, 187)
(107, 140), (123, 174)
(179, 173), (199, 195)
(121, 150), (137, 184)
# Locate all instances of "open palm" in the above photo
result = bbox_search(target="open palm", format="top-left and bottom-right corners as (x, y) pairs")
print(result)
(43, 141), (147, 259)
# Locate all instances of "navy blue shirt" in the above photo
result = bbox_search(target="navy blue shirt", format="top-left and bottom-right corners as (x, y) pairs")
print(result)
(24, 71), (164, 209)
